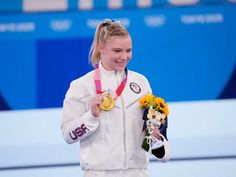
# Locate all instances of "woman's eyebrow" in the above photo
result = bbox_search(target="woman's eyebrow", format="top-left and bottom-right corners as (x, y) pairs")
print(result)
(112, 47), (132, 50)
(112, 47), (122, 50)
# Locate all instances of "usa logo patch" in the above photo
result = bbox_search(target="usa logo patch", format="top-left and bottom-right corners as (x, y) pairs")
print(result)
(129, 82), (141, 94)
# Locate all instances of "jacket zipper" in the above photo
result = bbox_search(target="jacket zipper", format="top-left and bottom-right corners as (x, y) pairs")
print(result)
(115, 71), (127, 168)
(121, 95), (127, 168)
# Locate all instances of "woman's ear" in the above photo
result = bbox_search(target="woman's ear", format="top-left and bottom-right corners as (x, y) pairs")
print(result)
(99, 43), (105, 55)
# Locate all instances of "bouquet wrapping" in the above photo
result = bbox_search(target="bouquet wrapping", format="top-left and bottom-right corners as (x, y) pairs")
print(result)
(139, 94), (169, 159)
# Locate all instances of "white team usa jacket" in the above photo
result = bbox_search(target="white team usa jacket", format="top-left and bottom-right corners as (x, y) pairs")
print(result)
(61, 63), (170, 171)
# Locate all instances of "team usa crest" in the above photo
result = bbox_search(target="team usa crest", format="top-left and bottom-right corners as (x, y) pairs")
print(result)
(129, 82), (141, 94)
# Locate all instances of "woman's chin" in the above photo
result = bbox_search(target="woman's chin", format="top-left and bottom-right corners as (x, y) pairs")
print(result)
(115, 63), (127, 71)
(115, 67), (125, 71)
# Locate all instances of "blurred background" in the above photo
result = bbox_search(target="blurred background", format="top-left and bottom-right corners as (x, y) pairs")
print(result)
(0, 0), (236, 177)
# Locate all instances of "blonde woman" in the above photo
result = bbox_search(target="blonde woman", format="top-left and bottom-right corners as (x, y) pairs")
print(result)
(61, 19), (170, 177)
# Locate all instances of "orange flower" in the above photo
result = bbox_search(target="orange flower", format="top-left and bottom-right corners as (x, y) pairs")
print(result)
(139, 94), (155, 109)
(139, 94), (169, 117)
(154, 97), (169, 116)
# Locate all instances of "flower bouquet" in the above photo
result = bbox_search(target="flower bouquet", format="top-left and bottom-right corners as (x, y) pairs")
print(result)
(139, 94), (169, 158)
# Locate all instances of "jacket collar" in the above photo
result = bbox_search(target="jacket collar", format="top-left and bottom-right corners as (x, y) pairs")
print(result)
(99, 61), (126, 79)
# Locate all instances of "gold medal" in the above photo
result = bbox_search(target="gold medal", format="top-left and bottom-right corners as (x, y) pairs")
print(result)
(94, 65), (127, 111)
(99, 94), (115, 111)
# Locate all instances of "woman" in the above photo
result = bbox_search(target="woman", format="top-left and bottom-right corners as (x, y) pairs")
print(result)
(61, 19), (170, 177)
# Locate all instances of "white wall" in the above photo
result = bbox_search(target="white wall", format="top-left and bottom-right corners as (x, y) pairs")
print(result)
(0, 99), (236, 176)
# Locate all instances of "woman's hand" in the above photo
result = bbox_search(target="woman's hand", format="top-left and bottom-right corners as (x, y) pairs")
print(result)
(89, 95), (103, 117)
(153, 127), (162, 141)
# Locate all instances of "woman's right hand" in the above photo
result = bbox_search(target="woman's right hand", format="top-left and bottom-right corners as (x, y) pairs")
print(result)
(89, 95), (103, 118)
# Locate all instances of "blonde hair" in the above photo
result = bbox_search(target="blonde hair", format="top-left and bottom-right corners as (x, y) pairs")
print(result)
(89, 19), (130, 66)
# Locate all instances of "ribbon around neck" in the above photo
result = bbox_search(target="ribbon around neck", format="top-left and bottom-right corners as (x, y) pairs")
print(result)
(94, 64), (128, 100)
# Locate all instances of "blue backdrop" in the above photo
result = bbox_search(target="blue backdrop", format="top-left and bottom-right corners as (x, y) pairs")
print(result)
(0, 4), (236, 110)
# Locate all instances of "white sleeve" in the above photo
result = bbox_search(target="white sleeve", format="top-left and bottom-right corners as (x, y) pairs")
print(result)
(142, 74), (152, 94)
(61, 81), (100, 144)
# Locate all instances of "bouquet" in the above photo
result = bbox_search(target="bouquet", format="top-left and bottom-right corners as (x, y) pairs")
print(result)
(139, 94), (169, 157)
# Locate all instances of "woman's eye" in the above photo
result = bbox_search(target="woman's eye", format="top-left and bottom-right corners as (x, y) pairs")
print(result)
(113, 49), (121, 53)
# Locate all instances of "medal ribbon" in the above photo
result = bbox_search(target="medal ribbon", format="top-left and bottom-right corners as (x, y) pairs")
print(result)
(94, 64), (128, 100)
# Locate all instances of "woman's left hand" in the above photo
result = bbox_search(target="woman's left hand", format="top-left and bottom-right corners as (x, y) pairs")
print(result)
(153, 128), (162, 140)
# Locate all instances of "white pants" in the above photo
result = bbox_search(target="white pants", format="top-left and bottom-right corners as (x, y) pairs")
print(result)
(83, 169), (149, 177)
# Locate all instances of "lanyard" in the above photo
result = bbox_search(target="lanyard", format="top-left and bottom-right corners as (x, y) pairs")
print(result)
(94, 64), (128, 100)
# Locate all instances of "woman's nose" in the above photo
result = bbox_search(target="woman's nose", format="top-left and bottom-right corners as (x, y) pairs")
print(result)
(121, 52), (130, 60)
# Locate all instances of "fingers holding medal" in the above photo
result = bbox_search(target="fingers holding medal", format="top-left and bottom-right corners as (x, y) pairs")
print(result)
(99, 90), (115, 111)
